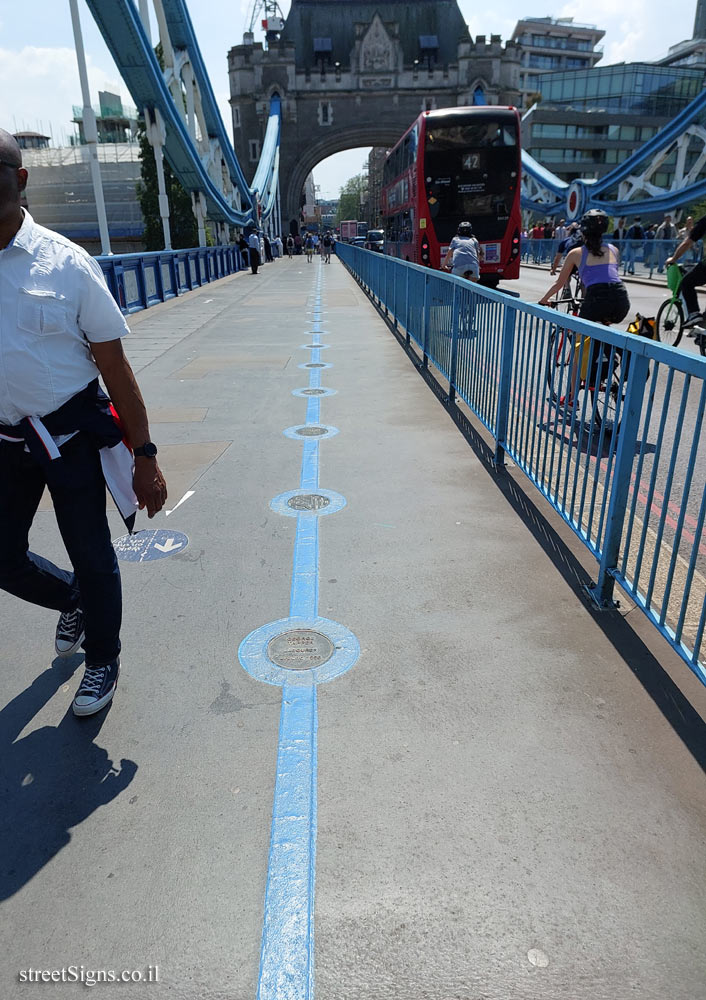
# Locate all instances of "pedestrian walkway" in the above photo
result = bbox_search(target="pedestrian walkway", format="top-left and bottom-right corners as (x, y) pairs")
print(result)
(1, 256), (705, 999)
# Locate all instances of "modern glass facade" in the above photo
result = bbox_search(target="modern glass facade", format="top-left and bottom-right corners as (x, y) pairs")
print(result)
(535, 64), (704, 117)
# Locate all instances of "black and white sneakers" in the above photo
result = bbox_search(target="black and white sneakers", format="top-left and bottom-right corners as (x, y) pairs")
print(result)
(55, 607), (85, 657)
(72, 659), (120, 717)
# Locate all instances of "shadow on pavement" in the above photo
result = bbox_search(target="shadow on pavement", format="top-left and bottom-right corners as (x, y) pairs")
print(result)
(0, 654), (137, 901)
(403, 329), (706, 773)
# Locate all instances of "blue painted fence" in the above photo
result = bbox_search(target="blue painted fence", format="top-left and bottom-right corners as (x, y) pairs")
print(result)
(337, 242), (706, 687)
(96, 244), (245, 314)
(522, 237), (700, 281)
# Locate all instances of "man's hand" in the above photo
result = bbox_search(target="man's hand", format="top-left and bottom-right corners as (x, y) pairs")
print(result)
(133, 459), (167, 518)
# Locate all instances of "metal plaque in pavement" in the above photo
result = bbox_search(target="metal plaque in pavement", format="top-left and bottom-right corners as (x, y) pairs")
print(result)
(113, 528), (189, 562)
(267, 629), (335, 669)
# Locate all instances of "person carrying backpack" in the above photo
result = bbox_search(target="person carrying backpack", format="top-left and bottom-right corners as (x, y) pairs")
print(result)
(321, 232), (332, 263)
(286, 234), (294, 259)
(304, 233), (314, 263)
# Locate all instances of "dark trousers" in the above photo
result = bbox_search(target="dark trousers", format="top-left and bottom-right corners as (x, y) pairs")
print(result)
(0, 433), (121, 665)
(249, 248), (260, 274)
(680, 260), (706, 315)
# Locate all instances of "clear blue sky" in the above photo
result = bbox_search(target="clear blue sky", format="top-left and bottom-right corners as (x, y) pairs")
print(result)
(0, 0), (695, 198)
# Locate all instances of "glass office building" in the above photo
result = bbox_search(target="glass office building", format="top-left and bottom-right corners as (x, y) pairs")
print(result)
(535, 64), (704, 117)
(524, 62), (706, 187)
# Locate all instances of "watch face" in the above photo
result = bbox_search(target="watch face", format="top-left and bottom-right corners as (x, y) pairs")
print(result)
(136, 442), (158, 458)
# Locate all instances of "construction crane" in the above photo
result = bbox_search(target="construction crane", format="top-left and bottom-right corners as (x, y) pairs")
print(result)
(245, 0), (285, 44)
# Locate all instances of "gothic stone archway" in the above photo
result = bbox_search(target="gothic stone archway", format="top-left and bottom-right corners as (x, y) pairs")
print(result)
(228, 0), (520, 230)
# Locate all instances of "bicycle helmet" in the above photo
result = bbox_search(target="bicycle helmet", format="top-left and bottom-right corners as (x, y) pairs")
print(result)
(457, 221), (473, 236)
(580, 209), (609, 235)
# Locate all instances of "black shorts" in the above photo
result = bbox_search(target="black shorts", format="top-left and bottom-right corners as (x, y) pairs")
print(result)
(579, 282), (630, 325)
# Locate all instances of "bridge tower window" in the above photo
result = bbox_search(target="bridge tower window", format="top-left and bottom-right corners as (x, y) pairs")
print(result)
(318, 101), (333, 126)
(249, 139), (260, 162)
(233, 106), (241, 128)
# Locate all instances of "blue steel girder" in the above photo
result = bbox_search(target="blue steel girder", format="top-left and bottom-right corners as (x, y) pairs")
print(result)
(84, 0), (280, 228)
(521, 85), (706, 219)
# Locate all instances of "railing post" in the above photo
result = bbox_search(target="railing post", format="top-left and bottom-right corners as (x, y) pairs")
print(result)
(448, 283), (460, 403)
(587, 351), (650, 607)
(422, 272), (430, 369)
(392, 261), (398, 329)
(493, 303), (517, 467)
(405, 266), (410, 346)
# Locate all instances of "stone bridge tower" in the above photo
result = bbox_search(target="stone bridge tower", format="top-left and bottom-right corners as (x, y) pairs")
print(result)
(228, 0), (521, 233)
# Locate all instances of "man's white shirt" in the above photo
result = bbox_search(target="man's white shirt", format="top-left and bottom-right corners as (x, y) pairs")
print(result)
(0, 211), (129, 426)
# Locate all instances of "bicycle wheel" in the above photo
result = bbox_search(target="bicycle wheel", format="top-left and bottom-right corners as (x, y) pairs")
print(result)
(655, 297), (684, 347)
(590, 348), (625, 438)
(545, 326), (573, 396)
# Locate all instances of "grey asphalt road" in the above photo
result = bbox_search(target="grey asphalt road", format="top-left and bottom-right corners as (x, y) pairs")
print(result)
(1, 257), (705, 1000)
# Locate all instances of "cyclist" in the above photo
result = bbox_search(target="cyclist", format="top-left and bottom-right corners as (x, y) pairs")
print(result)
(550, 221), (582, 275)
(539, 209), (630, 403)
(441, 221), (485, 281)
(665, 214), (706, 329)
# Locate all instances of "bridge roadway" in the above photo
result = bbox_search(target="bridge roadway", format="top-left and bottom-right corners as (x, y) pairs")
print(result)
(1, 256), (706, 999)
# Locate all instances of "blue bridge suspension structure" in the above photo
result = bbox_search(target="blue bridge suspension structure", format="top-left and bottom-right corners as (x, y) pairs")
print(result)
(85, 0), (706, 243)
(521, 87), (706, 219)
(85, 0), (281, 244)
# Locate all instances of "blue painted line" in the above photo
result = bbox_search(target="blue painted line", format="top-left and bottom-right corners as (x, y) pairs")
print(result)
(290, 515), (319, 619)
(246, 264), (359, 1000)
(257, 681), (317, 1000)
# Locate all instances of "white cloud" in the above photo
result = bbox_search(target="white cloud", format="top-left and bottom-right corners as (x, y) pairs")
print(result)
(0, 46), (128, 143)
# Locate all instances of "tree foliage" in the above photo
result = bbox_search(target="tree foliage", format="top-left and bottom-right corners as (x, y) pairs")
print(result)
(336, 172), (368, 223)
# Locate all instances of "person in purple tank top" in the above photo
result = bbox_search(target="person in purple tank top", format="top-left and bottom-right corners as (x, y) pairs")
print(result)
(539, 209), (630, 402)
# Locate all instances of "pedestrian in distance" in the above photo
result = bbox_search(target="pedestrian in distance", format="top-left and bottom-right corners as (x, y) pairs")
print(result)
(625, 217), (644, 274)
(263, 233), (273, 263)
(321, 231), (332, 263)
(247, 229), (261, 274)
(655, 214), (677, 273)
(304, 233), (314, 262)
(286, 234), (294, 258)
(0, 129), (167, 716)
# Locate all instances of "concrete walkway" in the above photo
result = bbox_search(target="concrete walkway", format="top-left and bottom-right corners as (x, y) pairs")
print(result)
(1, 256), (705, 1000)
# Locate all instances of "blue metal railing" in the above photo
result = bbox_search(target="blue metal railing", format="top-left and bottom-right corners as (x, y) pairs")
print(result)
(337, 243), (706, 686)
(96, 244), (245, 314)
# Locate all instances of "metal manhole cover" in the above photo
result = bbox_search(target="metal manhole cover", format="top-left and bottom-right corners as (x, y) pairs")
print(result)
(297, 426), (326, 436)
(287, 494), (331, 511)
(268, 629), (335, 669)
(301, 388), (325, 395)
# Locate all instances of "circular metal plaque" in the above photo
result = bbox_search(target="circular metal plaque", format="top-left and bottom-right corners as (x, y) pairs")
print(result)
(297, 426), (326, 436)
(267, 629), (335, 670)
(287, 494), (331, 511)
(306, 362), (326, 368)
(301, 388), (326, 395)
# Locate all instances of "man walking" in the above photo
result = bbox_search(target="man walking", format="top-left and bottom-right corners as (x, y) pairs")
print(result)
(247, 229), (261, 274)
(0, 129), (167, 716)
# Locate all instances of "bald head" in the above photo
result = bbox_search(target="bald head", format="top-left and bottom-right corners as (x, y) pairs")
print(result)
(0, 129), (22, 168)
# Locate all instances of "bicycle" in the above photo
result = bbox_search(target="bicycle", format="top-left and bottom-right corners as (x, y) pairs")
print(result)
(545, 305), (626, 437)
(655, 263), (687, 348)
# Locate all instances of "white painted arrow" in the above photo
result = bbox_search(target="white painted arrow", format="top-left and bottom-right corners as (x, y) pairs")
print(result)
(165, 490), (195, 516)
(154, 537), (183, 553)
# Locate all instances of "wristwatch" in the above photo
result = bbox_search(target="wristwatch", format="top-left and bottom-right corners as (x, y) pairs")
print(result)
(133, 441), (158, 459)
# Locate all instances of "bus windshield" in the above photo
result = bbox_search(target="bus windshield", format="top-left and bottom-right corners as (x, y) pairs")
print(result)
(424, 121), (519, 243)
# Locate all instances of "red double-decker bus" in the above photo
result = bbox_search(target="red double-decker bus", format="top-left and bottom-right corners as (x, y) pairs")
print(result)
(381, 106), (522, 285)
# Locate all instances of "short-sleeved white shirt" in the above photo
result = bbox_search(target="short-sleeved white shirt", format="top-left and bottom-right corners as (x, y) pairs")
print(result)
(0, 211), (129, 426)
